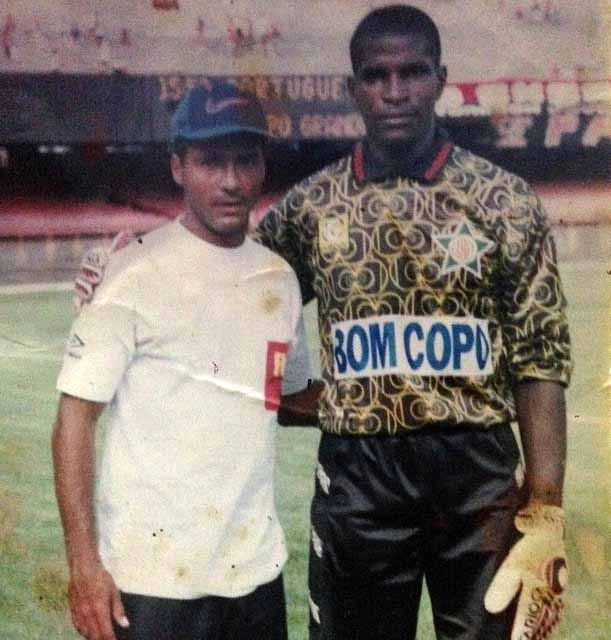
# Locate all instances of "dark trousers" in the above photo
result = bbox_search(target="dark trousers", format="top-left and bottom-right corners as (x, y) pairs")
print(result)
(308, 424), (525, 640)
(114, 574), (287, 640)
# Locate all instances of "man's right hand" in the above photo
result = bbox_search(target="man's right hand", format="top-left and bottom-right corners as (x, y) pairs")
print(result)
(68, 564), (129, 640)
(73, 231), (135, 315)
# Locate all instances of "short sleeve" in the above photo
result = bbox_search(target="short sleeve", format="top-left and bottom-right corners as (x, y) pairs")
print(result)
(498, 192), (572, 386)
(281, 312), (313, 395)
(56, 303), (137, 402)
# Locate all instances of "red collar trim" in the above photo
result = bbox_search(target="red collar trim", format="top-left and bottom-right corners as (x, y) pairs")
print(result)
(351, 139), (453, 183)
(424, 141), (453, 181)
(353, 141), (366, 183)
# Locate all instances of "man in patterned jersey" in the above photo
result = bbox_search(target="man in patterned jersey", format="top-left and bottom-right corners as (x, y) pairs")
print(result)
(255, 5), (571, 640)
(73, 6), (571, 640)
(52, 83), (315, 640)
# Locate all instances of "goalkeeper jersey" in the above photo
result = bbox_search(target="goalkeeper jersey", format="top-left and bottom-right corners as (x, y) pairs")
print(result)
(57, 219), (311, 599)
(255, 141), (572, 436)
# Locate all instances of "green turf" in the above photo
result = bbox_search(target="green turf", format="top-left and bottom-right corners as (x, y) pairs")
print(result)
(1, 246), (610, 638)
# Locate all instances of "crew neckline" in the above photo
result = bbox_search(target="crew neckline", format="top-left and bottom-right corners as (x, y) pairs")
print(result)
(177, 216), (251, 258)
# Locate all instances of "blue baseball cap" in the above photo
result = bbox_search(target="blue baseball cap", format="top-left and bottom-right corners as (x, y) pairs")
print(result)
(170, 82), (269, 142)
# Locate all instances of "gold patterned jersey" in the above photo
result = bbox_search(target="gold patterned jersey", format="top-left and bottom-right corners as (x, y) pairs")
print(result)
(254, 143), (572, 435)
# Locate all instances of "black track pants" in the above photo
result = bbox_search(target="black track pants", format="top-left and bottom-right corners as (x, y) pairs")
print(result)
(308, 425), (525, 640)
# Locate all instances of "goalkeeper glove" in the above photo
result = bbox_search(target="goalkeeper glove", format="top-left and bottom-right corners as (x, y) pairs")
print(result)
(484, 503), (568, 640)
(73, 230), (134, 315)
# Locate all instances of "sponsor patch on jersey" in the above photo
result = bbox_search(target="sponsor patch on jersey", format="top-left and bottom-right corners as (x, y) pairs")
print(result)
(433, 220), (495, 278)
(319, 214), (350, 252)
(333, 315), (492, 379)
(264, 341), (288, 410)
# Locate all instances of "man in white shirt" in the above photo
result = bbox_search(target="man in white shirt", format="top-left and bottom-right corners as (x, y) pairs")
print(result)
(52, 82), (315, 640)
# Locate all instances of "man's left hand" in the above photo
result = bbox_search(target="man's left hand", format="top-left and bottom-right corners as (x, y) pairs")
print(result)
(484, 503), (568, 640)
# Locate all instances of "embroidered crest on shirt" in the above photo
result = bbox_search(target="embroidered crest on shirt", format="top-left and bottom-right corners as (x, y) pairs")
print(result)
(260, 289), (282, 314)
(319, 214), (350, 252)
(433, 220), (494, 278)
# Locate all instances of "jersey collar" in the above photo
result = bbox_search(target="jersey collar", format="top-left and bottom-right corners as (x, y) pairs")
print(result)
(352, 126), (453, 184)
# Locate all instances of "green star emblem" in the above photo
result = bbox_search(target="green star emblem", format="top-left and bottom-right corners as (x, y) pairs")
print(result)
(433, 220), (494, 278)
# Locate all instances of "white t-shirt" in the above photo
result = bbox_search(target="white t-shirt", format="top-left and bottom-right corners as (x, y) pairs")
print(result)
(57, 219), (312, 599)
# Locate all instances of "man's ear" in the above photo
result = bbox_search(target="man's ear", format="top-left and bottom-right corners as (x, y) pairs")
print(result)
(170, 153), (184, 187)
(436, 65), (448, 98)
(346, 76), (357, 102)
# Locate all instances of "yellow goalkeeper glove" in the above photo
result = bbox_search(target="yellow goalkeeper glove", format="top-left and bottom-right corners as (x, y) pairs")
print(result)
(484, 503), (568, 640)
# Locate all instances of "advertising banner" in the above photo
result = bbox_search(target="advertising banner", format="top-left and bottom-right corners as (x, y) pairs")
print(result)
(0, 1), (608, 147)
(0, 73), (608, 150)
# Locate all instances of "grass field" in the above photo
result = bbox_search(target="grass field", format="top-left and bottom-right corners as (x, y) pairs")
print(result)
(1, 225), (610, 639)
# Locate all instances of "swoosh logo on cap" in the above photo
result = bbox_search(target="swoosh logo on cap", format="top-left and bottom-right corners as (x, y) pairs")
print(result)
(205, 97), (250, 114)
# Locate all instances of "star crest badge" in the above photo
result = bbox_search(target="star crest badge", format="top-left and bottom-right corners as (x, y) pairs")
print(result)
(433, 220), (494, 278)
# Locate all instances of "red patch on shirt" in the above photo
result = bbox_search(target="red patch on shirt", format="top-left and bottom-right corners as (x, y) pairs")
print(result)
(265, 341), (289, 410)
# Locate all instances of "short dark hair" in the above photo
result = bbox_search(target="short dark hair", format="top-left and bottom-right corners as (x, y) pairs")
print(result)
(170, 137), (197, 159)
(350, 4), (442, 71)
(169, 134), (267, 160)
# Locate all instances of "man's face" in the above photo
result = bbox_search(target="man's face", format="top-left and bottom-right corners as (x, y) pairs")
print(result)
(349, 33), (446, 155)
(171, 134), (265, 247)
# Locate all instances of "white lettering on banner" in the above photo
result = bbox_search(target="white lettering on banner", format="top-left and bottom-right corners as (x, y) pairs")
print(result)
(333, 315), (492, 379)
(436, 86), (467, 115)
(581, 81), (611, 112)
(476, 83), (511, 114)
(509, 81), (546, 115)
(582, 113), (611, 146)
(544, 111), (580, 147)
(240, 75), (346, 102)
(547, 82), (581, 112)
(494, 114), (533, 148)
(299, 113), (365, 138)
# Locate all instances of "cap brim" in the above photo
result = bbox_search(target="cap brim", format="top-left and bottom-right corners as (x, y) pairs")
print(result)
(174, 125), (269, 142)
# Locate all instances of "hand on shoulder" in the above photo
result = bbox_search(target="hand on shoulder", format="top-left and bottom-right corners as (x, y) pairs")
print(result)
(73, 230), (136, 315)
